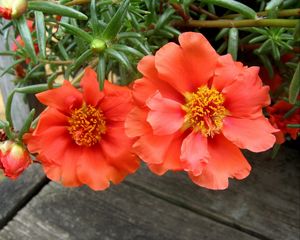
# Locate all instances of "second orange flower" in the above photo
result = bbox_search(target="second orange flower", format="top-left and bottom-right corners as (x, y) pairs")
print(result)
(126, 32), (278, 190)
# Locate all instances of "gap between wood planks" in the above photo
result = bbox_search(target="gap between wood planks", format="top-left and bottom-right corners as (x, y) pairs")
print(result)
(0, 175), (265, 240)
(0, 178), (49, 230)
(124, 181), (271, 240)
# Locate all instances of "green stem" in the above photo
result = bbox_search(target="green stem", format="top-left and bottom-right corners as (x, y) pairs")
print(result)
(65, 0), (90, 6)
(5, 90), (15, 130)
(38, 59), (74, 65)
(176, 19), (299, 28)
(223, 8), (300, 19)
(287, 124), (300, 128)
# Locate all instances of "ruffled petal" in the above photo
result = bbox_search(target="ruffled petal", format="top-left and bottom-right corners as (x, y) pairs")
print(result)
(222, 116), (277, 152)
(189, 134), (251, 190)
(36, 80), (83, 113)
(212, 54), (244, 91)
(179, 32), (219, 87)
(77, 148), (113, 190)
(125, 106), (152, 138)
(146, 91), (184, 135)
(155, 42), (194, 93)
(132, 78), (157, 107)
(80, 67), (104, 106)
(180, 131), (209, 176)
(135, 55), (184, 106)
(223, 67), (270, 119)
(100, 81), (133, 121)
(32, 108), (68, 133)
(100, 121), (140, 173)
(133, 133), (175, 164)
(147, 133), (185, 175)
(137, 55), (158, 81)
(60, 145), (82, 187)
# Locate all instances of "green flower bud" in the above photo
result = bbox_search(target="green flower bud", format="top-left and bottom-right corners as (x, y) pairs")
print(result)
(90, 39), (106, 53)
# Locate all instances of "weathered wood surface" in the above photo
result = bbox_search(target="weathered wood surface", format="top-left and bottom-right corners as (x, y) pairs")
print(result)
(0, 165), (47, 228)
(0, 24), (47, 228)
(128, 147), (300, 240)
(0, 182), (259, 240)
(0, 147), (299, 240)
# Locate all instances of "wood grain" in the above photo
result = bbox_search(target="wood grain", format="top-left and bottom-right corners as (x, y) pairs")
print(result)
(0, 165), (47, 228)
(0, 182), (259, 240)
(127, 147), (300, 240)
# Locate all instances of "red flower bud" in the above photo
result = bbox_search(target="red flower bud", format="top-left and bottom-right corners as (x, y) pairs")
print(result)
(0, 141), (32, 179)
(0, 0), (27, 19)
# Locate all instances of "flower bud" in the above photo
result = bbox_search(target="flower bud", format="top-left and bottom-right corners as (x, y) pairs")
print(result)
(0, 0), (28, 19)
(90, 39), (106, 53)
(0, 141), (31, 179)
(0, 129), (7, 142)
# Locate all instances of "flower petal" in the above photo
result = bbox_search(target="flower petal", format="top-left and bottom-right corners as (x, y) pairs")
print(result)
(179, 32), (219, 87)
(36, 80), (82, 113)
(33, 108), (68, 133)
(100, 81), (133, 121)
(100, 120), (140, 174)
(60, 146), (82, 187)
(77, 148), (111, 190)
(212, 54), (244, 91)
(133, 133), (175, 164)
(147, 133), (184, 175)
(155, 42), (194, 93)
(80, 67), (104, 106)
(135, 55), (184, 106)
(137, 55), (158, 81)
(180, 131), (209, 176)
(125, 106), (152, 138)
(223, 67), (270, 119)
(146, 91), (184, 135)
(189, 134), (251, 190)
(222, 116), (277, 152)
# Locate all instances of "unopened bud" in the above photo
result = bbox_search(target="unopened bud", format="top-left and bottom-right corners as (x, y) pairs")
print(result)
(0, 141), (31, 179)
(91, 39), (106, 53)
(0, 0), (27, 19)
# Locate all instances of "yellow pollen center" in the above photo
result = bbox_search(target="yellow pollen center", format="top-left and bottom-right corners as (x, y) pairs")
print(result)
(182, 86), (227, 137)
(68, 104), (106, 147)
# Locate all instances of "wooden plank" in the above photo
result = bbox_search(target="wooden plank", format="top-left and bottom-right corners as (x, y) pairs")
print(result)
(126, 147), (300, 240)
(0, 165), (47, 228)
(0, 182), (259, 240)
(0, 23), (47, 227)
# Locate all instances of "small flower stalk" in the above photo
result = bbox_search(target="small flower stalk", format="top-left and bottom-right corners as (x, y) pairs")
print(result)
(0, 0), (27, 19)
(0, 141), (32, 180)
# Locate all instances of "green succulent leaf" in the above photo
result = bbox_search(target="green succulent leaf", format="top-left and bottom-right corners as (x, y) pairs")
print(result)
(102, 0), (130, 40)
(28, 1), (88, 20)
(227, 28), (239, 60)
(203, 0), (257, 19)
(59, 22), (93, 43)
(289, 63), (300, 104)
(18, 109), (36, 141)
(34, 11), (46, 59)
(15, 16), (38, 64)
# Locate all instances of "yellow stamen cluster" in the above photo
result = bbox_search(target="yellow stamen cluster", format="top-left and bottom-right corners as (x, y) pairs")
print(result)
(182, 86), (227, 137)
(68, 104), (106, 147)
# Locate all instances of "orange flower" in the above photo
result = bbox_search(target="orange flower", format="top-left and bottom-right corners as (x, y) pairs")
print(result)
(267, 100), (300, 144)
(126, 32), (277, 190)
(24, 68), (139, 190)
(0, 141), (31, 179)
